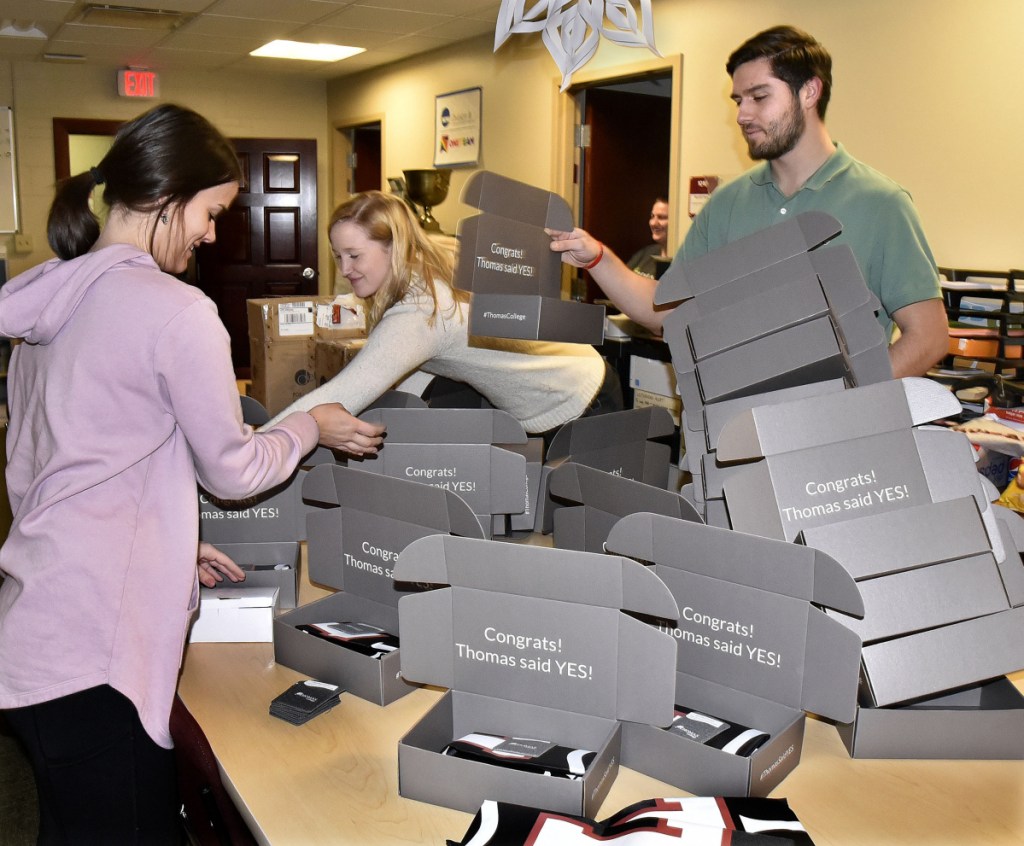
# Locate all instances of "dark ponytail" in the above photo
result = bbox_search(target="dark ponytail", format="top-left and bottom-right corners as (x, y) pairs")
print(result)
(45, 103), (242, 260)
(46, 171), (103, 260)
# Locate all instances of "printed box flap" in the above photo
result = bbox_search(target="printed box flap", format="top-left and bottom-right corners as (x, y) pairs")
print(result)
(604, 512), (862, 723)
(722, 427), (1002, 559)
(455, 213), (562, 299)
(355, 442), (526, 517)
(199, 467), (311, 544)
(302, 464), (484, 600)
(395, 534), (678, 724)
(467, 293), (606, 345)
(653, 212), (842, 306)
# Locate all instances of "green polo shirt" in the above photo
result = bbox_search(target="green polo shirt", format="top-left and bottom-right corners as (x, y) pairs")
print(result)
(679, 144), (940, 340)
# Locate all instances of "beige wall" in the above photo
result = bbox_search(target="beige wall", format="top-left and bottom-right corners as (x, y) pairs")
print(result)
(2, 0), (1020, 281)
(1, 60), (329, 279)
(327, 0), (1023, 272)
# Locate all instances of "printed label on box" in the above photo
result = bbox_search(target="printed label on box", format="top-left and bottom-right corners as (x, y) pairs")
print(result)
(277, 301), (315, 337)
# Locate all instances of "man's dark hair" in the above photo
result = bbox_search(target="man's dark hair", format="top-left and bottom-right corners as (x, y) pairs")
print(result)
(726, 26), (832, 119)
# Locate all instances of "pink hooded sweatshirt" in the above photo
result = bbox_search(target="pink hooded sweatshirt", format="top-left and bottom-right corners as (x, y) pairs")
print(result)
(0, 245), (319, 747)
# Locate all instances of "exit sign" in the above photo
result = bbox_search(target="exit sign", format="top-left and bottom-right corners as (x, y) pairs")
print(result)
(117, 69), (159, 98)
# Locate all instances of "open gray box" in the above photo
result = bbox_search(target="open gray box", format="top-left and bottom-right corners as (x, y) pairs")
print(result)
(604, 511), (863, 796)
(273, 464), (484, 706)
(394, 534), (678, 816)
(355, 407), (528, 537)
(718, 378), (1002, 554)
(548, 462), (702, 553)
(454, 170), (605, 344)
(536, 407), (676, 533)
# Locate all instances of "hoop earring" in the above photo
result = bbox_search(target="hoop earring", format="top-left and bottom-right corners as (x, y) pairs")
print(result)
(160, 213), (169, 225)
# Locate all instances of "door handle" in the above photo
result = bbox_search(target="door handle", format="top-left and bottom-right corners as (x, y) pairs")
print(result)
(302, 267), (316, 280)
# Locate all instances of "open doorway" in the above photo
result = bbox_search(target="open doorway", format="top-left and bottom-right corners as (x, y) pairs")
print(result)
(558, 57), (683, 303)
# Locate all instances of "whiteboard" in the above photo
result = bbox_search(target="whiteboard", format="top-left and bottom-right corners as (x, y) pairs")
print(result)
(0, 107), (18, 234)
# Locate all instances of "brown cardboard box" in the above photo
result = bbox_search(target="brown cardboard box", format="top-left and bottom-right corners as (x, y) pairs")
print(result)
(314, 337), (365, 386)
(248, 296), (366, 414)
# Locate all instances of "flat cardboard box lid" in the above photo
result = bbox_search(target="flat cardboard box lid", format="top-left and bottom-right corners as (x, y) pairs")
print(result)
(548, 462), (702, 523)
(547, 407), (675, 460)
(605, 512), (863, 723)
(394, 534), (679, 725)
(460, 170), (574, 231)
(654, 212), (842, 305)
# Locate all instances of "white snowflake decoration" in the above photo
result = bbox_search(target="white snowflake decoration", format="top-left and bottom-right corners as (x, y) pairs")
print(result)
(495, 0), (660, 91)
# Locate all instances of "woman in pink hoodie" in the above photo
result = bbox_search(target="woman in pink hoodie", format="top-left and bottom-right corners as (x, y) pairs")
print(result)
(0, 104), (383, 843)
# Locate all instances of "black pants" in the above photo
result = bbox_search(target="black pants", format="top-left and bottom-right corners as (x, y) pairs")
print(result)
(3, 685), (180, 845)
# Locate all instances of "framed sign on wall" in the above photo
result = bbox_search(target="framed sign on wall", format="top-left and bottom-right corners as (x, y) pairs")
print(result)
(434, 87), (482, 168)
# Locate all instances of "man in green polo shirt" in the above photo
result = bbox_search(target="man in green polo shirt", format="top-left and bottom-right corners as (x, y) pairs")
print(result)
(549, 26), (948, 378)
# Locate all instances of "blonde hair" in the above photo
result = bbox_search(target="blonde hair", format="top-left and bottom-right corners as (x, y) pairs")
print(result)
(328, 190), (464, 330)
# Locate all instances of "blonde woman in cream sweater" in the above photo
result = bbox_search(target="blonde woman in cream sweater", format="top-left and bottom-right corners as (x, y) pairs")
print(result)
(269, 191), (620, 444)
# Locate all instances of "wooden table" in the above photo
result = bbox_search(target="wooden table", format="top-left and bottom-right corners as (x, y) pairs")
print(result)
(178, 636), (1024, 846)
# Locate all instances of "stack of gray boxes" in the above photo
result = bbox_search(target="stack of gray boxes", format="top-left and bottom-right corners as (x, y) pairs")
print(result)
(654, 211), (892, 526)
(712, 378), (1024, 757)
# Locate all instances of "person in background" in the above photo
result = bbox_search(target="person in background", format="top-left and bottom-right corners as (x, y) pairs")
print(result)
(625, 196), (670, 278)
(549, 25), (947, 379)
(266, 190), (621, 441)
(0, 103), (383, 844)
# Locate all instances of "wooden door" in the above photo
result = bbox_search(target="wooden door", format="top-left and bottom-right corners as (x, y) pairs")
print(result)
(352, 123), (382, 193)
(581, 87), (671, 302)
(196, 138), (318, 378)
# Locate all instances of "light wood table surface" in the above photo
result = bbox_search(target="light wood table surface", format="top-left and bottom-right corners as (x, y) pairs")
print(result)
(178, 552), (1024, 845)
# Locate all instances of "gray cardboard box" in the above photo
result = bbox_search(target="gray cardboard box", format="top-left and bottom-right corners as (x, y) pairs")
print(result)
(681, 262), (881, 364)
(273, 465), (485, 705)
(205, 540), (300, 609)
(548, 462), (702, 553)
(454, 171), (605, 344)
(673, 307), (890, 407)
(837, 677), (1024, 759)
(668, 245), (879, 333)
(858, 607), (1024, 708)
(653, 211), (842, 305)
(536, 407), (676, 533)
(797, 496), (1024, 717)
(719, 379), (1001, 555)
(355, 407), (529, 534)
(394, 534), (679, 816)
(604, 511), (863, 796)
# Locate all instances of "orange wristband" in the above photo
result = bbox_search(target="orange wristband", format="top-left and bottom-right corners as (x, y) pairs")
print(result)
(583, 243), (604, 270)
